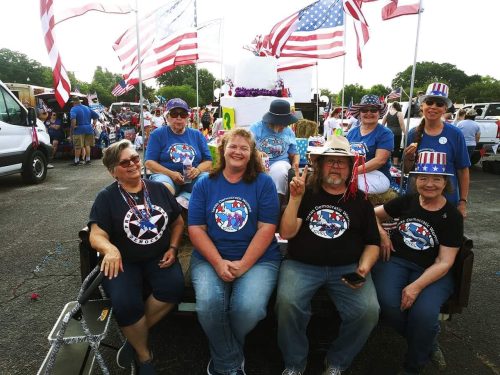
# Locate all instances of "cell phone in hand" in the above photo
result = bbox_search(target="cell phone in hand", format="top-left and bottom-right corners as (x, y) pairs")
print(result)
(342, 272), (366, 285)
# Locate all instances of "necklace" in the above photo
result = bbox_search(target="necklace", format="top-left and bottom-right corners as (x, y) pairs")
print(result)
(118, 180), (156, 231)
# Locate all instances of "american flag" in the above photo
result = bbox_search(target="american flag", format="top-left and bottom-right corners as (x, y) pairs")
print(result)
(387, 87), (402, 100)
(113, 0), (198, 85)
(344, 98), (354, 118)
(264, 0), (345, 59)
(382, 0), (420, 21)
(277, 58), (318, 72)
(415, 151), (448, 173)
(40, 0), (71, 108)
(344, 0), (369, 68)
(111, 80), (134, 96)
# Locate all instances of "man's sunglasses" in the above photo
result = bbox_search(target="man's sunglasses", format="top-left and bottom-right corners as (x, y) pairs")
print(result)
(117, 155), (141, 168)
(169, 110), (189, 119)
(360, 107), (379, 113)
(423, 99), (446, 107)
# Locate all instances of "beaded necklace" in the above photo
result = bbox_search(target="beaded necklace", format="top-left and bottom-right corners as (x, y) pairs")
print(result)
(117, 179), (156, 230)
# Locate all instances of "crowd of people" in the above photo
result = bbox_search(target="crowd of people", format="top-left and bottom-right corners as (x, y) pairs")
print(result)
(84, 81), (473, 375)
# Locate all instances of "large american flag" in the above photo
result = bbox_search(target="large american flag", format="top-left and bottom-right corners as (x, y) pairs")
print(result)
(40, 0), (71, 108)
(113, 0), (198, 85)
(111, 80), (134, 96)
(265, 0), (345, 59)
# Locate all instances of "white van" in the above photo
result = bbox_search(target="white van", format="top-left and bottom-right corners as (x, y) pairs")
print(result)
(0, 80), (52, 183)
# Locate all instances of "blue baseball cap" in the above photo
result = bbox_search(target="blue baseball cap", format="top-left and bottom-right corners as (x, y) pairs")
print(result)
(166, 98), (190, 112)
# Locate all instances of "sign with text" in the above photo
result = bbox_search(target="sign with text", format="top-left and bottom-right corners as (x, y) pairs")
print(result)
(221, 107), (235, 130)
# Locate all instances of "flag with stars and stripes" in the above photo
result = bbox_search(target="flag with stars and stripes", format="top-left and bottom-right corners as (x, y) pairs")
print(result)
(264, 0), (345, 59)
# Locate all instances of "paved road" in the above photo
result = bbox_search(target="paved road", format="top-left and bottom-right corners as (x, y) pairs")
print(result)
(0, 159), (498, 374)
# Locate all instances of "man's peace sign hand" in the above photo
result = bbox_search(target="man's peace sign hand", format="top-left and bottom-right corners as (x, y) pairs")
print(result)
(289, 165), (308, 199)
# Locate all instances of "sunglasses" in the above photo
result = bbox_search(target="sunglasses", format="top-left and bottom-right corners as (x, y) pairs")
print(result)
(423, 99), (446, 107)
(360, 107), (379, 113)
(169, 110), (189, 119)
(117, 155), (141, 168)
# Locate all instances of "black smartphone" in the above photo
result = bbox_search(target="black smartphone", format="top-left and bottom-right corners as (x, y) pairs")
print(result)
(342, 272), (366, 285)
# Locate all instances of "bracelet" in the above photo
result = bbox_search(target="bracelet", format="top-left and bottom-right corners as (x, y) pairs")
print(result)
(458, 198), (468, 204)
(169, 245), (178, 251)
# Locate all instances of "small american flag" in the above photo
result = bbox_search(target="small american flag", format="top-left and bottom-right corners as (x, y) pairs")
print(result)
(344, 98), (354, 118)
(387, 87), (401, 100)
(382, 0), (420, 21)
(111, 80), (134, 96)
(264, 0), (345, 59)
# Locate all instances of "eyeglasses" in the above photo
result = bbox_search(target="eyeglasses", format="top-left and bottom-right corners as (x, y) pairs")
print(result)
(324, 159), (348, 168)
(360, 107), (379, 113)
(424, 99), (446, 107)
(169, 110), (189, 119)
(117, 155), (141, 168)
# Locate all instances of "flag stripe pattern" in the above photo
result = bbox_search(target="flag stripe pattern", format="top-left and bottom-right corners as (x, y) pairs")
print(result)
(277, 58), (318, 72)
(382, 0), (420, 21)
(266, 0), (345, 59)
(113, 0), (198, 85)
(54, 2), (133, 26)
(112, 80), (134, 96)
(40, 0), (71, 108)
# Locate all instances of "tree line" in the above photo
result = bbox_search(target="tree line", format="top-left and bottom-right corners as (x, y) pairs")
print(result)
(1, 48), (498, 109)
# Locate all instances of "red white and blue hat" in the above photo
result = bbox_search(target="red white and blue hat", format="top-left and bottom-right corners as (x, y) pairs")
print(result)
(422, 82), (452, 108)
(350, 94), (388, 119)
(410, 151), (454, 176)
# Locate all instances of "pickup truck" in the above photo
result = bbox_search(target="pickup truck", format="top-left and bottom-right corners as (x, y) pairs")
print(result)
(400, 102), (500, 164)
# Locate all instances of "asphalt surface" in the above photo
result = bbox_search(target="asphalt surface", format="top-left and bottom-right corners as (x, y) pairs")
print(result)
(0, 158), (499, 375)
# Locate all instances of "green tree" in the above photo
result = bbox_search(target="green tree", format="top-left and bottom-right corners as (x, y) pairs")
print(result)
(337, 84), (367, 106)
(157, 85), (197, 107)
(459, 76), (500, 103)
(156, 65), (217, 105)
(0, 48), (52, 87)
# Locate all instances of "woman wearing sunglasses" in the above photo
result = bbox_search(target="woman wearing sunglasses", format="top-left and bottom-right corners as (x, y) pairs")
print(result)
(89, 140), (185, 374)
(346, 94), (394, 194)
(403, 83), (470, 217)
(145, 98), (213, 198)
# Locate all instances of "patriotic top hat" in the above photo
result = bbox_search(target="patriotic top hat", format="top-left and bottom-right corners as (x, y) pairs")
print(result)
(410, 151), (454, 176)
(422, 82), (452, 108)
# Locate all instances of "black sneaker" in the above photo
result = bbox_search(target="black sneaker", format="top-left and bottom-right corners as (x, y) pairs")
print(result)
(85, 160), (91, 165)
(116, 340), (135, 369)
(71, 161), (80, 166)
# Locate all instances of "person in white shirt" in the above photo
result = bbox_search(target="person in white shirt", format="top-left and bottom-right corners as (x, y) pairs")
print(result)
(151, 108), (166, 128)
(134, 130), (144, 150)
(323, 107), (342, 139)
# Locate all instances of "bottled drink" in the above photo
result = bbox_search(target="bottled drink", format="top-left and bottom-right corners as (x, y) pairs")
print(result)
(183, 158), (192, 184)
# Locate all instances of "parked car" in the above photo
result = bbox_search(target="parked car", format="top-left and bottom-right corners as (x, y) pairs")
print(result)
(0, 80), (52, 183)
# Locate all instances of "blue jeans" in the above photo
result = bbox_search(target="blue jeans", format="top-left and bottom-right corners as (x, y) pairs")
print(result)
(149, 171), (208, 195)
(190, 256), (280, 374)
(371, 257), (454, 373)
(275, 260), (379, 372)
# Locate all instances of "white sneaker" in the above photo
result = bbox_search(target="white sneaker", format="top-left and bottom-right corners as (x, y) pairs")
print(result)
(282, 369), (302, 375)
(323, 364), (342, 375)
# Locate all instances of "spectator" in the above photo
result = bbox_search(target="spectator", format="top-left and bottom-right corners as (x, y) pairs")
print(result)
(347, 94), (394, 194)
(89, 140), (184, 374)
(403, 82), (470, 217)
(151, 108), (166, 128)
(276, 136), (380, 375)
(69, 96), (99, 166)
(382, 102), (406, 167)
(249, 99), (299, 202)
(372, 151), (463, 375)
(45, 111), (64, 160)
(457, 109), (481, 162)
(453, 108), (466, 125)
(145, 98), (212, 197)
(134, 130), (144, 150)
(188, 128), (280, 375)
(323, 107), (342, 139)
(200, 106), (213, 133)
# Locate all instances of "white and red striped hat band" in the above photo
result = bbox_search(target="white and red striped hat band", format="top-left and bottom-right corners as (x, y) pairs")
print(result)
(411, 151), (454, 176)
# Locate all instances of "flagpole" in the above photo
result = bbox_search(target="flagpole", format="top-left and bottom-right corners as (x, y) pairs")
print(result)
(340, 16), (348, 127)
(194, 0), (199, 128)
(400, 0), (423, 191)
(133, 0), (146, 171)
(315, 62), (319, 124)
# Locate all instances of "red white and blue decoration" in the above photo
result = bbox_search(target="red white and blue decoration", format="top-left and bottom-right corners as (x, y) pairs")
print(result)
(398, 219), (436, 251)
(423, 82), (452, 108)
(214, 198), (249, 233)
(169, 144), (195, 163)
(411, 151), (454, 176)
(307, 207), (349, 239)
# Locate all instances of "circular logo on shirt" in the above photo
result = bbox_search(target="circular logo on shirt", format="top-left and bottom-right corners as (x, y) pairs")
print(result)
(214, 198), (249, 232)
(258, 136), (285, 159)
(439, 136), (447, 145)
(123, 204), (168, 245)
(398, 220), (435, 251)
(308, 208), (348, 239)
(169, 143), (195, 163)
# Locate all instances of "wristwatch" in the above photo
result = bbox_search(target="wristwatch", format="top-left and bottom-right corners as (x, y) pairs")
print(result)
(458, 198), (468, 204)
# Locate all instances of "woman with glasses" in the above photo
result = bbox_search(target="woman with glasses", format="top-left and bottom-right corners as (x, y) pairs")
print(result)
(45, 111), (64, 159)
(89, 140), (185, 375)
(346, 95), (394, 194)
(145, 98), (212, 198)
(403, 83), (470, 217)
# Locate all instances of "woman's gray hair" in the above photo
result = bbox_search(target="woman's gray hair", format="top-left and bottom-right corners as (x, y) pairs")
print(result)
(102, 139), (134, 172)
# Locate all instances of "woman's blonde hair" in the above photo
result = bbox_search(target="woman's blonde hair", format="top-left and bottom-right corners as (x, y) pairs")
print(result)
(209, 128), (263, 183)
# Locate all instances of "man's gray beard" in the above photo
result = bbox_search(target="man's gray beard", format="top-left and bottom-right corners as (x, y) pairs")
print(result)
(324, 175), (345, 186)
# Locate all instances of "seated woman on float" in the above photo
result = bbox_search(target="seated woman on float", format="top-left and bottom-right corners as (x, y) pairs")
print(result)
(346, 95), (394, 194)
(372, 151), (463, 375)
(249, 99), (299, 200)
